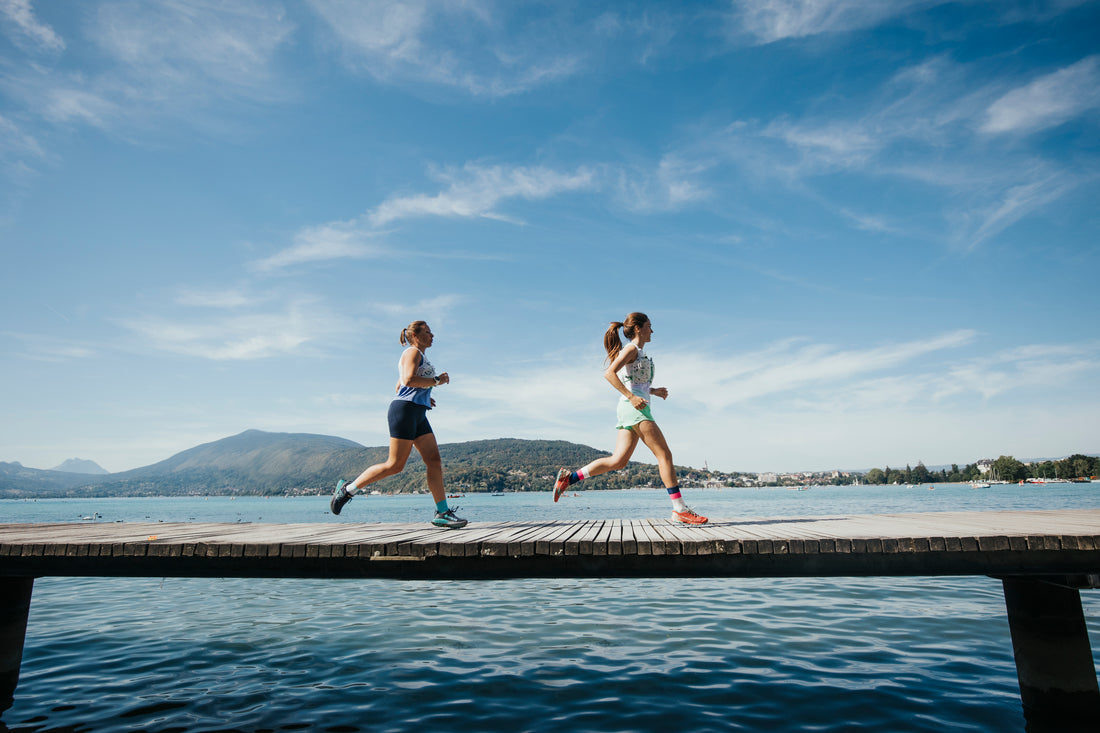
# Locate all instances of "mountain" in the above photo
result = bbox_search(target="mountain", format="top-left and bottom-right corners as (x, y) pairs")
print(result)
(0, 461), (112, 494)
(94, 430), (385, 497)
(0, 430), (667, 498)
(51, 458), (109, 475)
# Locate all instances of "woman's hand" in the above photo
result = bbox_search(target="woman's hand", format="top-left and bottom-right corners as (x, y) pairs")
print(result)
(629, 394), (649, 410)
(650, 387), (668, 400)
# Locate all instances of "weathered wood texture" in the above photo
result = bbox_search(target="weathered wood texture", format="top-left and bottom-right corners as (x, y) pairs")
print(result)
(3, 509), (1100, 580)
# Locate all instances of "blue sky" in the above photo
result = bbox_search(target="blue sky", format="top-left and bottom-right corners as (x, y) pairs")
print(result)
(1, 0), (1098, 475)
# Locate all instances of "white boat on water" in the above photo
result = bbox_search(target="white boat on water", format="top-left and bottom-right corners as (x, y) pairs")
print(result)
(970, 482), (990, 489)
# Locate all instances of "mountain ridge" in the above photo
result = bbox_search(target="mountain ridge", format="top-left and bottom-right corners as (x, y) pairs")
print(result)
(0, 430), (674, 498)
(51, 458), (109, 475)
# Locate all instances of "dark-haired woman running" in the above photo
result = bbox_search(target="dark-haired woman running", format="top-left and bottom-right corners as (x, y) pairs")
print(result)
(553, 312), (707, 524)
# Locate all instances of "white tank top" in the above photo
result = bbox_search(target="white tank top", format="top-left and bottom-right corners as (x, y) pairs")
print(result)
(617, 345), (653, 399)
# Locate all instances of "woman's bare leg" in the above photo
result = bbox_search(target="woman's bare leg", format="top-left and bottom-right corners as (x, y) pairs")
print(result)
(579, 428), (640, 479)
(413, 432), (446, 504)
(349, 438), (414, 492)
(635, 420), (678, 488)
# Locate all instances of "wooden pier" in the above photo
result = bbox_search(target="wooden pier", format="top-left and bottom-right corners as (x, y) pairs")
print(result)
(3, 509), (1100, 729)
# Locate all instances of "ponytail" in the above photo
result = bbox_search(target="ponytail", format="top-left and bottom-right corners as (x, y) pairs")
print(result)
(604, 322), (624, 362)
(400, 320), (428, 346)
(604, 312), (649, 362)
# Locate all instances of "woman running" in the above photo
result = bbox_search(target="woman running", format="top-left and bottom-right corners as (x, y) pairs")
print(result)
(330, 320), (467, 529)
(553, 312), (708, 524)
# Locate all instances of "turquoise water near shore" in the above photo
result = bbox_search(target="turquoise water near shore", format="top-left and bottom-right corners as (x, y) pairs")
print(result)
(3, 484), (1099, 732)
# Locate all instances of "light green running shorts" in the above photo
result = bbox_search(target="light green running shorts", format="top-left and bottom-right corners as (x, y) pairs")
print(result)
(615, 395), (654, 430)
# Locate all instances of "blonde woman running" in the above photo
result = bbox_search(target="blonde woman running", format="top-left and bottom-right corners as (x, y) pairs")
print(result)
(330, 321), (467, 529)
(553, 312), (707, 524)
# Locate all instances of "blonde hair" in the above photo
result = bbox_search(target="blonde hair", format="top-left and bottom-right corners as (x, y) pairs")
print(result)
(603, 312), (649, 362)
(400, 321), (429, 346)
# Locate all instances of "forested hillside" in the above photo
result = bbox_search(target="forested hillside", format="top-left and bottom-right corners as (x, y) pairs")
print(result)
(0, 431), (693, 498)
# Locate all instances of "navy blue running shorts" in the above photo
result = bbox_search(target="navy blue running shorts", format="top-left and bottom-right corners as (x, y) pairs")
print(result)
(387, 400), (433, 441)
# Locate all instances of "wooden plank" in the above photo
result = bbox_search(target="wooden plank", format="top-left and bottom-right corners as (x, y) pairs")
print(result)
(2, 509), (1100, 579)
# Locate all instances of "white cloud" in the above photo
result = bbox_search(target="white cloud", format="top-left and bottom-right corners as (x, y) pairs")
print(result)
(730, 0), (937, 45)
(451, 354), (610, 433)
(0, 113), (44, 160)
(373, 295), (465, 331)
(2, 0), (297, 142)
(661, 330), (978, 410)
(369, 163), (595, 227)
(981, 56), (1100, 135)
(308, 0), (583, 96)
(959, 172), (1078, 249)
(4, 331), (96, 362)
(0, 0), (64, 52)
(252, 162), (594, 273)
(40, 86), (118, 127)
(764, 119), (882, 168)
(252, 221), (385, 272)
(663, 51), (1089, 249)
(615, 153), (714, 212)
(119, 299), (352, 360)
(90, 0), (296, 101)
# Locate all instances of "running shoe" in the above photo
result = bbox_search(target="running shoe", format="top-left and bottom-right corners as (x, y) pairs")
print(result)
(330, 479), (353, 516)
(672, 507), (708, 525)
(553, 468), (571, 502)
(432, 507), (468, 529)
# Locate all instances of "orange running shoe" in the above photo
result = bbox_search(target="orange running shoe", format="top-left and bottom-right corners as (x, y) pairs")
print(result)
(672, 507), (708, 524)
(553, 468), (571, 502)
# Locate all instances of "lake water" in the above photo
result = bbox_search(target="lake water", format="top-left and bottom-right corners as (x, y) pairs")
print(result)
(2, 483), (1099, 732)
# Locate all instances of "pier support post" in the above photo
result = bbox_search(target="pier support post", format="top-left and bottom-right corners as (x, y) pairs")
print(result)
(1002, 576), (1100, 731)
(0, 577), (33, 712)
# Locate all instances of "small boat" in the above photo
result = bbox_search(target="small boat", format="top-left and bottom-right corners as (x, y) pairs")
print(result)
(970, 482), (990, 489)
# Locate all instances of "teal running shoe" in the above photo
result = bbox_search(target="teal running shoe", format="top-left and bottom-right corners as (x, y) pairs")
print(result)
(432, 507), (467, 529)
(330, 479), (353, 515)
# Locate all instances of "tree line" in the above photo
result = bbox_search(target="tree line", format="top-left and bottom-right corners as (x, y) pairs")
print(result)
(862, 454), (1099, 485)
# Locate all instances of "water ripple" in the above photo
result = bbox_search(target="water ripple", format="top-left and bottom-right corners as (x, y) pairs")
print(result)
(3, 575), (1078, 731)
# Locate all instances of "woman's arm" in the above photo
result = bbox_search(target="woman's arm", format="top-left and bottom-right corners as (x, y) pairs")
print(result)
(397, 348), (450, 389)
(604, 344), (647, 409)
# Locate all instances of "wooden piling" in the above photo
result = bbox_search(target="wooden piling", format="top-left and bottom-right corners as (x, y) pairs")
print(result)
(0, 577), (33, 712)
(1003, 576), (1100, 731)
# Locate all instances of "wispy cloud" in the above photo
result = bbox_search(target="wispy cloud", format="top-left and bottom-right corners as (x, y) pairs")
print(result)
(308, 0), (583, 96)
(119, 298), (352, 360)
(254, 162), (594, 271)
(2, 0), (297, 142)
(729, 0), (937, 45)
(0, 113), (44, 160)
(957, 170), (1079, 249)
(0, 0), (64, 52)
(90, 0), (296, 102)
(252, 221), (386, 272)
(981, 55), (1100, 135)
(615, 153), (714, 212)
(4, 331), (96, 362)
(369, 163), (595, 227)
(669, 330), (980, 409)
(373, 295), (465, 330)
(661, 49), (1091, 249)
